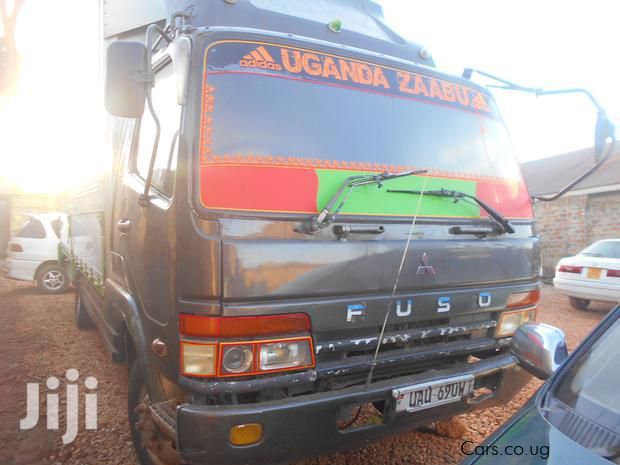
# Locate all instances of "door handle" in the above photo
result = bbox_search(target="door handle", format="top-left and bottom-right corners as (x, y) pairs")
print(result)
(117, 219), (132, 234)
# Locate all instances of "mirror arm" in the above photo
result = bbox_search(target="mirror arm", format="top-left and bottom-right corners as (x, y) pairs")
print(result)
(532, 138), (615, 202)
(535, 87), (604, 113)
(464, 68), (606, 112)
(139, 90), (162, 207)
(464, 68), (616, 202)
(139, 24), (169, 206)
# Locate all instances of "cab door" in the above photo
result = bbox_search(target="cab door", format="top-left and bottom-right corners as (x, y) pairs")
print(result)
(111, 59), (181, 327)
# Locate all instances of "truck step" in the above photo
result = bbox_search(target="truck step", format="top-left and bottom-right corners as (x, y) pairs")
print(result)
(149, 400), (178, 439)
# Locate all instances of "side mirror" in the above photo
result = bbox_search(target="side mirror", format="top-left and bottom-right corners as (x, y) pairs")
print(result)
(105, 42), (149, 118)
(594, 111), (616, 163)
(511, 323), (568, 380)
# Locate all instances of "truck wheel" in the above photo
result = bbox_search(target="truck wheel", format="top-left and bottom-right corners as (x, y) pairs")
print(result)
(75, 285), (94, 329)
(128, 362), (180, 465)
(569, 297), (590, 311)
(36, 263), (69, 294)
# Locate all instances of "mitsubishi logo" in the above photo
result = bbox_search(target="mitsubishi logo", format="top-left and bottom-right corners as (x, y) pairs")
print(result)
(416, 253), (436, 275)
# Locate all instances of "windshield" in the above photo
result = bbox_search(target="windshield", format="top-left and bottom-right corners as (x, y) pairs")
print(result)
(580, 241), (620, 259)
(554, 315), (620, 445)
(198, 40), (532, 219)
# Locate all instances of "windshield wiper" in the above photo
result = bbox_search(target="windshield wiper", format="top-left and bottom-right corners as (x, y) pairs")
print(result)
(304, 169), (428, 234)
(387, 188), (515, 234)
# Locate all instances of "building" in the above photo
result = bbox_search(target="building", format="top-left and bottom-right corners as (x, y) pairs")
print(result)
(521, 146), (620, 278)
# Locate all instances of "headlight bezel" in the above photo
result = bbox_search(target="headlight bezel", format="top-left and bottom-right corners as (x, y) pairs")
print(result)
(180, 336), (315, 378)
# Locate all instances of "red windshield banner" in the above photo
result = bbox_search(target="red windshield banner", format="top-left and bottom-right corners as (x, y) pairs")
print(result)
(204, 41), (499, 118)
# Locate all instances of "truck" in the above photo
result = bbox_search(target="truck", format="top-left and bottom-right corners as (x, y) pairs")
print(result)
(60, 1), (616, 464)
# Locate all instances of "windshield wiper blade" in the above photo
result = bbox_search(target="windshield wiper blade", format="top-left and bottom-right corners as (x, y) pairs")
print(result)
(305, 169), (428, 234)
(387, 188), (515, 234)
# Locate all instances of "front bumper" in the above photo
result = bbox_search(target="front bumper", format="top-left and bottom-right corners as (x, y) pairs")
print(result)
(554, 276), (620, 303)
(176, 352), (530, 465)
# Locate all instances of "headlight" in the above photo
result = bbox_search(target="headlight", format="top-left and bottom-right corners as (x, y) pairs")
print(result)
(259, 339), (313, 372)
(496, 308), (536, 338)
(221, 345), (254, 374)
(180, 342), (217, 377)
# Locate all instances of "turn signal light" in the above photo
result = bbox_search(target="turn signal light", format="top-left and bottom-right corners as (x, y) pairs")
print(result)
(229, 423), (263, 446)
(179, 313), (310, 338)
(607, 269), (620, 278)
(506, 290), (540, 308)
(558, 265), (583, 274)
(496, 308), (536, 338)
(180, 342), (217, 377)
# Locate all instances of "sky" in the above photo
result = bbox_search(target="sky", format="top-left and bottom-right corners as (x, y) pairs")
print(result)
(0, 0), (618, 193)
(383, 0), (620, 162)
(0, 0), (102, 194)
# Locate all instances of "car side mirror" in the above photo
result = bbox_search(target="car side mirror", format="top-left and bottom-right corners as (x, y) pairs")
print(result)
(511, 323), (568, 380)
(105, 42), (150, 118)
(594, 111), (616, 163)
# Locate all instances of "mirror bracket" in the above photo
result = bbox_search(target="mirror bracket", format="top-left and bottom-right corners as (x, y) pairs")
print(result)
(138, 194), (153, 208)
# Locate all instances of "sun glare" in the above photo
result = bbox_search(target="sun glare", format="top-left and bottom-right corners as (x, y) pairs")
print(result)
(0, 0), (104, 195)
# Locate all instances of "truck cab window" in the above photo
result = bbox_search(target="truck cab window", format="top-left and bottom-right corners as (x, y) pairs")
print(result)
(135, 63), (181, 197)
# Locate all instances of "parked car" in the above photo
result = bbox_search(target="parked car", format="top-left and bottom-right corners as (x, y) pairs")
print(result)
(554, 239), (620, 310)
(4, 213), (70, 293)
(460, 305), (620, 465)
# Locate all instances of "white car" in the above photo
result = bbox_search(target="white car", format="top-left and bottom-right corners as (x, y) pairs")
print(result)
(554, 239), (620, 310)
(4, 213), (70, 294)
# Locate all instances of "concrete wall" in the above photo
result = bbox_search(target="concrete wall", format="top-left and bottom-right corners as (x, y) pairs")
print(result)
(534, 190), (620, 277)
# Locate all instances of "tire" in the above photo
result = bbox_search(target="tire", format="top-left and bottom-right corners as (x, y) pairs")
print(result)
(569, 297), (590, 311)
(128, 362), (180, 465)
(36, 263), (69, 294)
(75, 285), (94, 329)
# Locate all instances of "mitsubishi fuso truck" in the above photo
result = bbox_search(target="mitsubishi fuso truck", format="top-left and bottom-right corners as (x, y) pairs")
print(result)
(60, 1), (616, 464)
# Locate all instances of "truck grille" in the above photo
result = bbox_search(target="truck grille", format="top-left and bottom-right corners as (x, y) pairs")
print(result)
(313, 319), (502, 388)
(315, 319), (497, 359)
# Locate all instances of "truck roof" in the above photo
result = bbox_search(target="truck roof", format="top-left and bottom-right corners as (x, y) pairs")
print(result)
(104, 0), (435, 68)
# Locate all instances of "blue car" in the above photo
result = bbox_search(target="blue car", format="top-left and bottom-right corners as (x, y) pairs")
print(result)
(461, 305), (620, 464)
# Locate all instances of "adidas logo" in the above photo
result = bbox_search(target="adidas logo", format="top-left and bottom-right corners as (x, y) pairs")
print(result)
(239, 46), (283, 71)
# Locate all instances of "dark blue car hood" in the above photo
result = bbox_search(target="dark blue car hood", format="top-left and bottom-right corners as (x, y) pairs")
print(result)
(465, 402), (611, 465)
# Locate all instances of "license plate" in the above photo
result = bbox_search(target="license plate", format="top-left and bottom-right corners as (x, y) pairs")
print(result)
(392, 375), (475, 413)
(587, 268), (602, 279)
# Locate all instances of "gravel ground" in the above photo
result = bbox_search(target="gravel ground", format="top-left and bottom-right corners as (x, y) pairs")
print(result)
(0, 277), (613, 465)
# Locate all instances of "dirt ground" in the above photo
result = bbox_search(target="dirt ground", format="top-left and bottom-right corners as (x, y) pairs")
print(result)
(0, 277), (613, 465)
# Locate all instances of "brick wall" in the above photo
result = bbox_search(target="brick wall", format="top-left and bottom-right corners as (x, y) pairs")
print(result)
(534, 190), (620, 277)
